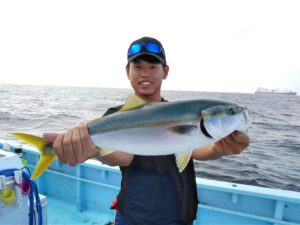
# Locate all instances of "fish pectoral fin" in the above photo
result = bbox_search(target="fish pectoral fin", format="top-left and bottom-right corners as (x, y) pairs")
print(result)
(96, 146), (113, 156)
(168, 125), (198, 135)
(12, 133), (56, 180)
(119, 93), (146, 112)
(175, 151), (192, 173)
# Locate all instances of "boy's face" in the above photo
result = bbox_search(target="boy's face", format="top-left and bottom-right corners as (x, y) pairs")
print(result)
(126, 60), (169, 102)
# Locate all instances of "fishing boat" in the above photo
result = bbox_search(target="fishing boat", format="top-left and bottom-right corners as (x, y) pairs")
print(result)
(1, 140), (300, 225)
(255, 87), (297, 95)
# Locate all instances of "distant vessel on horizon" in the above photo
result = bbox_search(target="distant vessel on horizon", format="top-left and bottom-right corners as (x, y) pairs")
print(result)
(255, 87), (297, 95)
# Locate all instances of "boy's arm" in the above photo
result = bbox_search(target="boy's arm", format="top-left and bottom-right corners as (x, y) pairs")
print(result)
(43, 122), (133, 167)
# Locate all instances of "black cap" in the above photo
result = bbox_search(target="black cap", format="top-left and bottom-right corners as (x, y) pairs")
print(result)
(127, 37), (167, 65)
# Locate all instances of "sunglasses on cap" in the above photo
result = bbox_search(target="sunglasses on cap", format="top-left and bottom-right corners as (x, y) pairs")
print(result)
(128, 42), (162, 56)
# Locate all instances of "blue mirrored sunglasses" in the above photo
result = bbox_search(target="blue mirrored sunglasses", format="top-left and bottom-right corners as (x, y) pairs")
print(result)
(128, 42), (162, 56)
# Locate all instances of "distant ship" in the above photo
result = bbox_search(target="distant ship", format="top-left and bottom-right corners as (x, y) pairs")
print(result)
(255, 87), (297, 95)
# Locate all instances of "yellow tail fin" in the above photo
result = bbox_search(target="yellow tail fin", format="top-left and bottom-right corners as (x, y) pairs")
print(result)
(12, 133), (56, 180)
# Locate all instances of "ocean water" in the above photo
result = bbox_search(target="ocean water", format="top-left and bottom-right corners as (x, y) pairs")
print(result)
(0, 84), (299, 192)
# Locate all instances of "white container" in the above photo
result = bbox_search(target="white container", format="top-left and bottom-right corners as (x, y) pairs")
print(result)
(0, 150), (48, 224)
(0, 192), (48, 225)
(0, 149), (23, 170)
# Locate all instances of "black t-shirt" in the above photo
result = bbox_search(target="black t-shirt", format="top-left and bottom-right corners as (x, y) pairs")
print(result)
(103, 102), (198, 225)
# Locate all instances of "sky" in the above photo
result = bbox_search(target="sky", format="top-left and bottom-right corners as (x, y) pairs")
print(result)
(0, 0), (300, 94)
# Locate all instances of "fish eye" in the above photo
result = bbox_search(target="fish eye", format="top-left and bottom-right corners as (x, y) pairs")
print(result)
(227, 106), (236, 115)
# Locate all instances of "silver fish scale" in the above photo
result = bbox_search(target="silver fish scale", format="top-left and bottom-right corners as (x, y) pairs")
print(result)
(88, 99), (238, 135)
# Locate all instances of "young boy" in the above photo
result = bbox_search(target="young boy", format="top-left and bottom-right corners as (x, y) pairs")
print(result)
(44, 37), (250, 225)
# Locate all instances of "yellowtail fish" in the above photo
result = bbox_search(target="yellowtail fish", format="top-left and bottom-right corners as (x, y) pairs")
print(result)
(12, 94), (250, 179)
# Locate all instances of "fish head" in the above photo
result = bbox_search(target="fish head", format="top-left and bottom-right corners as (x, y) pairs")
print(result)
(200, 104), (250, 140)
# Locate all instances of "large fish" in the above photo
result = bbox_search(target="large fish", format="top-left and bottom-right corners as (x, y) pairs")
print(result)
(13, 94), (250, 179)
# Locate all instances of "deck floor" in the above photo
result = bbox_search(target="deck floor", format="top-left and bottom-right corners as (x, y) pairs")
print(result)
(46, 196), (114, 225)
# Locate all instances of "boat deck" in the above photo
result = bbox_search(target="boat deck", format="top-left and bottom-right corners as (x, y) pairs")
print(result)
(46, 196), (113, 225)
(1, 140), (300, 225)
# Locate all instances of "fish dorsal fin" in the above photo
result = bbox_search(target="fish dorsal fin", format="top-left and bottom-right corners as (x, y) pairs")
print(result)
(175, 151), (192, 173)
(119, 94), (146, 112)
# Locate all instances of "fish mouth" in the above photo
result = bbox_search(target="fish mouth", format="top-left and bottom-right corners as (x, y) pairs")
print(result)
(200, 118), (213, 138)
(243, 109), (251, 131)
